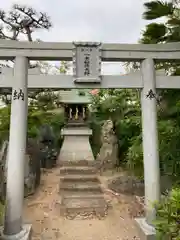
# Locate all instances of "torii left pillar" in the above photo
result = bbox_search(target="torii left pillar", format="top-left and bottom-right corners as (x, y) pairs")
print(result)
(0, 57), (32, 239)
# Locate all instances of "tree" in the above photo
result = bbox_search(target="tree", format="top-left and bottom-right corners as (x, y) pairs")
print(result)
(91, 1), (180, 181)
(0, 4), (53, 104)
(141, 0), (180, 43)
(0, 4), (71, 108)
(90, 88), (141, 164)
(125, 0), (180, 179)
(0, 4), (52, 41)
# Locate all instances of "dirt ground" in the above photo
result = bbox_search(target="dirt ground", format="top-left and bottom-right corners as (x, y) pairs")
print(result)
(23, 168), (142, 240)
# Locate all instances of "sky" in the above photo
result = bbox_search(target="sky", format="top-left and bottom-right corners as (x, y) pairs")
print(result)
(1, 0), (151, 74)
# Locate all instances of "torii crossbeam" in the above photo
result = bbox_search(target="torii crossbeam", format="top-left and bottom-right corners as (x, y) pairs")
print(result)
(1, 40), (180, 240)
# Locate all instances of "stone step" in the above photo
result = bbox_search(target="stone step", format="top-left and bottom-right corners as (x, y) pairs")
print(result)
(66, 123), (88, 127)
(60, 197), (108, 218)
(59, 160), (98, 167)
(61, 190), (104, 196)
(60, 166), (97, 175)
(60, 182), (102, 193)
(60, 174), (99, 182)
(62, 193), (104, 199)
(61, 128), (92, 136)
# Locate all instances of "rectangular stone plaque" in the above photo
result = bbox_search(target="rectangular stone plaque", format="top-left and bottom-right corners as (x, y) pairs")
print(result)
(72, 42), (101, 83)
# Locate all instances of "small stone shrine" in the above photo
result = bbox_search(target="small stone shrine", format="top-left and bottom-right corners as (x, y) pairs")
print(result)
(58, 89), (94, 162)
(59, 89), (91, 126)
(58, 89), (107, 219)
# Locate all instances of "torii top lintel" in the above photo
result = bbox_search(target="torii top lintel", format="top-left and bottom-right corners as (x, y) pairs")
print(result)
(0, 40), (180, 61)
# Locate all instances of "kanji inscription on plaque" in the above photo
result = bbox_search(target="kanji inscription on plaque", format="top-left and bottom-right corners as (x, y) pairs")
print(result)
(72, 42), (101, 83)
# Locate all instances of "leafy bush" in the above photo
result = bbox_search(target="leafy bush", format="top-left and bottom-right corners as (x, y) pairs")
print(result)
(0, 106), (11, 144)
(0, 105), (65, 143)
(90, 88), (180, 182)
(0, 202), (4, 225)
(115, 115), (141, 166)
(154, 188), (180, 240)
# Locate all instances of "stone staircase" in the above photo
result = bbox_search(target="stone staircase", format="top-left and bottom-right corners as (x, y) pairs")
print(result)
(59, 160), (108, 219)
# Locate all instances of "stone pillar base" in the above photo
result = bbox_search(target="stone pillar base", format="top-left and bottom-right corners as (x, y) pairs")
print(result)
(135, 218), (156, 240)
(0, 224), (32, 240)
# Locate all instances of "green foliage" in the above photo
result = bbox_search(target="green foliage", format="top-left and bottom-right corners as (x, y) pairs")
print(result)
(90, 85), (180, 181)
(153, 188), (180, 239)
(0, 106), (65, 144)
(0, 105), (11, 144)
(90, 89), (142, 167)
(141, 23), (167, 43)
(138, 0), (180, 182)
(28, 108), (65, 146)
(141, 0), (180, 44)
(0, 202), (4, 225)
(158, 119), (180, 178)
(143, 1), (174, 20)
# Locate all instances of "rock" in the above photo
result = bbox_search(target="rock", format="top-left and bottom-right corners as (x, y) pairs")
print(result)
(107, 175), (173, 197)
(38, 124), (58, 169)
(160, 175), (172, 195)
(39, 124), (55, 144)
(108, 175), (144, 196)
(96, 120), (118, 173)
(25, 138), (42, 196)
(0, 138), (42, 203)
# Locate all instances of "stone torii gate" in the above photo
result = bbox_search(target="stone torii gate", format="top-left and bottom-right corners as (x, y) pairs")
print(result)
(0, 40), (180, 239)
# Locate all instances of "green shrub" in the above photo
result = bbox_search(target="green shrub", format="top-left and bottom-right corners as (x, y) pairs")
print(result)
(28, 110), (65, 146)
(0, 106), (10, 145)
(0, 202), (4, 225)
(154, 188), (180, 240)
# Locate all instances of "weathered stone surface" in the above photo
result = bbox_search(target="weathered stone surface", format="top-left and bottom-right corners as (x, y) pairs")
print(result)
(38, 124), (58, 168)
(24, 138), (42, 196)
(0, 138), (42, 203)
(60, 197), (108, 219)
(0, 223), (32, 240)
(58, 134), (94, 162)
(108, 175), (144, 196)
(40, 144), (57, 169)
(60, 166), (97, 175)
(59, 159), (107, 219)
(96, 120), (118, 172)
(38, 124), (55, 143)
(107, 175), (173, 197)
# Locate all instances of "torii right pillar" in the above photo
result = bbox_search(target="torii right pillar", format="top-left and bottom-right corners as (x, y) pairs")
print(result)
(135, 58), (160, 240)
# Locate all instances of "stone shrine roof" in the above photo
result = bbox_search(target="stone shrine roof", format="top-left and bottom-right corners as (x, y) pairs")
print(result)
(59, 90), (91, 104)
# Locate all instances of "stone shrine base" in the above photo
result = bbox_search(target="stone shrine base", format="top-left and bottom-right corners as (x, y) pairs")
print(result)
(0, 224), (32, 240)
(58, 127), (94, 162)
(135, 218), (156, 240)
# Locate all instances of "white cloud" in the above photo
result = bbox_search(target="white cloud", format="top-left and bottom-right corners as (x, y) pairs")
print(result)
(0, 0), (149, 74)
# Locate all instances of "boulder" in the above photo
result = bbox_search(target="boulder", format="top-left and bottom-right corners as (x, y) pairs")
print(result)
(107, 175), (173, 197)
(38, 124), (58, 168)
(25, 138), (42, 196)
(39, 124), (55, 144)
(108, 175), (144, 196)
(0, 138), (42, 203)
(96, 120), (118, 173)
